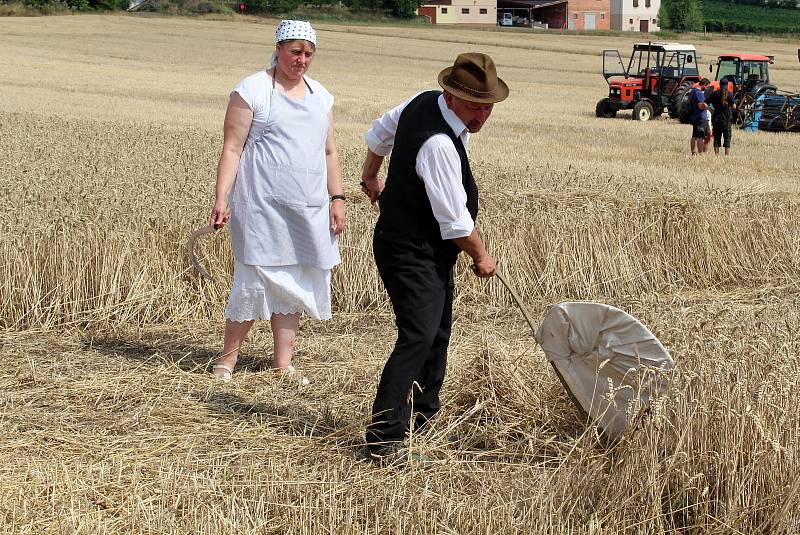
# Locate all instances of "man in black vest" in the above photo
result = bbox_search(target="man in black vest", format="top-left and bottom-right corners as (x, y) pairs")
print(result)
(359, 53), (508, 459)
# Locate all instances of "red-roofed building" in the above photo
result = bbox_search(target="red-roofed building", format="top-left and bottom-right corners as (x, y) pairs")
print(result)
(497, 0), (569, 29)
(565, 0), (610, 29)
(417, 0), (497, 24)
(610, 0), (661, 31)
(420, 0), (651, 30)
(497, 0), (611, 30)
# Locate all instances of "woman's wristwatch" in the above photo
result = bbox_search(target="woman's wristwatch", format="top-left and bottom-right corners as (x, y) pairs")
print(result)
(331, 194), (346, 202)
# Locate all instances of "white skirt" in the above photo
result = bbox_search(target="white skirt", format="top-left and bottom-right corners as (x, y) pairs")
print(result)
(225, 261), (332, 322)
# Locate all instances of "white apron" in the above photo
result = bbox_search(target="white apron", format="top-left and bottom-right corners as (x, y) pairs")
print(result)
(228, 73), (341, 270)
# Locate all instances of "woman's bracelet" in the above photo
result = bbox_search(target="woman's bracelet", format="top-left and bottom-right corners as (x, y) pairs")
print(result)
(331, 194), (346, 202)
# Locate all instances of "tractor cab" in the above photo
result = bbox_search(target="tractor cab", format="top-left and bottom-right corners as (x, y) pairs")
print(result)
(597, 42), (700, 121)
(708, 54), (774, 94)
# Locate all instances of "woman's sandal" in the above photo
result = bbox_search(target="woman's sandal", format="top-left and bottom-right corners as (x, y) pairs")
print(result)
(272, 365), (310, 386)
(211, 363), (234, 382)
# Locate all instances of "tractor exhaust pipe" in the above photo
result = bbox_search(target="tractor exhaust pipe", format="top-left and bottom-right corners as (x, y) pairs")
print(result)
(644, 41), (652, 96)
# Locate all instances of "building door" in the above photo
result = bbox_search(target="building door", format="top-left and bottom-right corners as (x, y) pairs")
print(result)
(418, 6), (436, 23)
(640, 19), (649, 32)
(585, 12), (596, 30)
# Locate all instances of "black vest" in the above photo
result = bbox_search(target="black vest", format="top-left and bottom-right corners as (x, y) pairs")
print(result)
(377, 91), (479, 261)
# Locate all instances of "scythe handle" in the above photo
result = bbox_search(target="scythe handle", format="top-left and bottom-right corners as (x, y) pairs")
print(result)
(494, 270), (538, 337)
(468, 228), (539, 337)
(493, 269), (590, 422)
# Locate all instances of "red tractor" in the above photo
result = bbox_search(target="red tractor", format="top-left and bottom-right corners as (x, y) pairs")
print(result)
(596, 42), (701, 121)
(675, 53), (777, 124)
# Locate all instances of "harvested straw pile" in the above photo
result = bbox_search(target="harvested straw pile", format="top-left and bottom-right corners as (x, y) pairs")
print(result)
(3, 297), (799, 533)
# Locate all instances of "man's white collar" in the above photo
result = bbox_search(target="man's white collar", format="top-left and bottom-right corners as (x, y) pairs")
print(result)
(438, 94), (468, 139)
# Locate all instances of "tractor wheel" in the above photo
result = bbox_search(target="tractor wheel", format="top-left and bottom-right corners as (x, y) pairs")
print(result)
(595, 98), (617, 119)
(751, 83), (777, 98)
(670, 80), (694, 123)
(632, 101), (654, 121)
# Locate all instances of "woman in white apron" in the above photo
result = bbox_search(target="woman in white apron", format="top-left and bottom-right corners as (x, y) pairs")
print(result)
(208, 20), (346, 382)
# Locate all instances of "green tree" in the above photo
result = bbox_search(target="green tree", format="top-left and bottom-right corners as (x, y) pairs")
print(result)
(658, 0), (671, 28)
(244, 0), (301, 13)
(385, 0), (421, 18)
(684, 0), (704, 29)
(88, 0), (129, 9)
(662, 0), (704, 31)
(343, 0), (383, 11)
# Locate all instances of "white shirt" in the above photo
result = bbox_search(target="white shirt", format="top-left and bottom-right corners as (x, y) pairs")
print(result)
(365, 93), (474, 240)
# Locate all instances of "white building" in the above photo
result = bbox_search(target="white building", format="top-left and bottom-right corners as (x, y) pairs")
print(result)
(417, 0), (497, 24)
(611, 0), (660, 31)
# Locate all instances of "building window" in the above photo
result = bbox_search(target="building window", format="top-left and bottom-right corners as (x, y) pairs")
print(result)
(633, 0), (638, 7)
(480, 7), (487, 13)
(652, 18), (657, 22)
(645, 0), (650, 6)
(462, 7), (469, 13)
(600, 12), (604, 18)
(441, 7), (447, 12)
(573, 12), (578, 18)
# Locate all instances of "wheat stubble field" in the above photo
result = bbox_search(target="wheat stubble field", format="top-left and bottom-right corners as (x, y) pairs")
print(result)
(2, 14), (800, 533)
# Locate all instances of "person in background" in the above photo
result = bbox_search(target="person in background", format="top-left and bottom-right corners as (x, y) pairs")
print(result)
(208, 20), (346, 383)
(688, 78), (710, 155)
(701, 106), (712, 153)
(359, 53), (507, 461)
(708, 83), (737, 156)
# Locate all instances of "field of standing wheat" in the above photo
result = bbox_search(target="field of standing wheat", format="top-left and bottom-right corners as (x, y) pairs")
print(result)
(2, 14), (800, 533)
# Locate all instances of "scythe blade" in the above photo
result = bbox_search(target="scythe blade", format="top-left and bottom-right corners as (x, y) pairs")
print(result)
(187, 224), (219, 281)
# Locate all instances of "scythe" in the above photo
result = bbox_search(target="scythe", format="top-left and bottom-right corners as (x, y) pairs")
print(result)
(187, 224), (221, 281)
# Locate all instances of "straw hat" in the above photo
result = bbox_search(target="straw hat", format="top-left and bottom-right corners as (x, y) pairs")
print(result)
(438, 53), (509, 104)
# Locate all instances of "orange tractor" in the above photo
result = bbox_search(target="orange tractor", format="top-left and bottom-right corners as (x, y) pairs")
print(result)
(674, 53), (777, 125)
(596, 42), (701, 121)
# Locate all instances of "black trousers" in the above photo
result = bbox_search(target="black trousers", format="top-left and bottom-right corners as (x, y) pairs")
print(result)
(366, 228), (456, 451)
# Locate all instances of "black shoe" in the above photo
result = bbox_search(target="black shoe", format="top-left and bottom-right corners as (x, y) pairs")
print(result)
(354, 442), (402, 463)
(354, 446), (381, 463)
(354, 444), (432, 466)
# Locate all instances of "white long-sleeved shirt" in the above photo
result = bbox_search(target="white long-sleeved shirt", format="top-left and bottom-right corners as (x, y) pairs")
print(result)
(364, 93), (474, 240)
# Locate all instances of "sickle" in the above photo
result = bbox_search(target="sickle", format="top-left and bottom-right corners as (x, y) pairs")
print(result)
(187, 224), (220, 281)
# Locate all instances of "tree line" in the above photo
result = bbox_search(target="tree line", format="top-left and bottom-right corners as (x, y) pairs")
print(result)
(1, 0), (424, 17)
(249, 0), (423, 18)
(660, 0), (800, 32)
(726, 0), (797, 8)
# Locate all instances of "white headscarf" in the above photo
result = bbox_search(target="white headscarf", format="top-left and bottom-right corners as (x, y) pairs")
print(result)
(269, 20), (317, 68)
